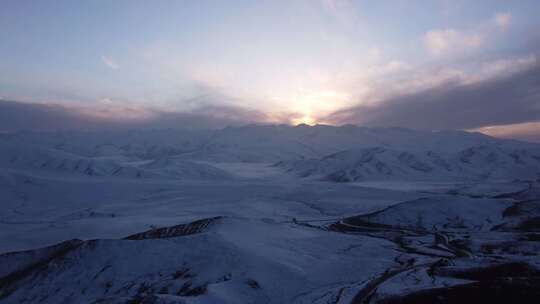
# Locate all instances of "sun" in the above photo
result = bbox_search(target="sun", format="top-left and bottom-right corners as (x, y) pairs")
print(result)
(273, 88), (349, 126)
(289, 89), (348, 126)
(292, 115), (316, 126)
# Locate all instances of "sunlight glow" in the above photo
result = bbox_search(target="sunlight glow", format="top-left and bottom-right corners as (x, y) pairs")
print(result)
(287, 89), (350, 126)
(292, 115), (316, 126)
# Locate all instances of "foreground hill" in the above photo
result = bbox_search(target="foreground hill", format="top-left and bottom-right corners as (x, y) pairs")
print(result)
(2, 184), (540, 303)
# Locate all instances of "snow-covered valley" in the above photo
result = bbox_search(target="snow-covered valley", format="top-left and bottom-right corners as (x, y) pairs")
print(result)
(1, 125), (539, 303)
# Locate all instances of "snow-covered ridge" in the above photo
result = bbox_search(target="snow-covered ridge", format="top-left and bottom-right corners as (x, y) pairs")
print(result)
(1, 125), (539, 181)
(0, 216), (398, 303)
(2, 185), (539, 303)
(277, 144), (540, 182)
(0, 140), (233, 180)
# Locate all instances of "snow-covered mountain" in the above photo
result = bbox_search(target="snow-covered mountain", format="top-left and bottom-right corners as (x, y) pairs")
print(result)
(0, 140), (232, 180)
(2, 125), (539, 182)
(0, 124), (514, 161)
(277, 145), (540, 182)
(2, 125), (540, 303)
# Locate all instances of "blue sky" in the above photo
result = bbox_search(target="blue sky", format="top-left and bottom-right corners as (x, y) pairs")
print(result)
(0, 0), (539, 139)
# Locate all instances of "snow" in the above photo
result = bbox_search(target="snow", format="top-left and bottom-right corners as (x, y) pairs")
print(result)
(0, 217), (399, 303)
(0, 125), (539, 303)
(356, 195), (513, 231)
(278, 145), (540, 182)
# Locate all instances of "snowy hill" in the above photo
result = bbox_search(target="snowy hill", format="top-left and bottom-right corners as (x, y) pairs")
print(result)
(0, 140), (232, 180)
(277, 144), (540, 182)
(345, 196), (513, 231)
(0, 217), (397, 304)
(2, 125), (539, 182)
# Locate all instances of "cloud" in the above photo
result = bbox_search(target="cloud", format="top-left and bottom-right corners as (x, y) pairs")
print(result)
(101, 55), (119, 70)
(423, 12), (514, 57)
(494, 12), (512, 30)
(424, 29), (483, 56)
(0, 99), (269, 132)
(474, 121), (540, 143)
(2, 55), (539, 143)
(463, 55), (537, 84)
(325, 60), (540, 133)
(0, 100), (94, 132)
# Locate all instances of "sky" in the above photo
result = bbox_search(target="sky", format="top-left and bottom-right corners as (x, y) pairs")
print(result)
(0, 0), (539, 141)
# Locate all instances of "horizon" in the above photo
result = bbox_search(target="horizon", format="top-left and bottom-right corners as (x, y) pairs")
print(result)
(1, 98), (539, 143)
